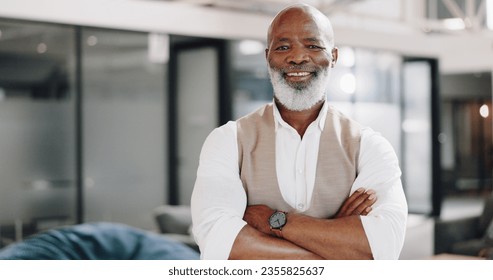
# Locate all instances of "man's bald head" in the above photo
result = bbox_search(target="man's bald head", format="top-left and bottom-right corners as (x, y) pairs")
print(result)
(267, 4), (335, 49)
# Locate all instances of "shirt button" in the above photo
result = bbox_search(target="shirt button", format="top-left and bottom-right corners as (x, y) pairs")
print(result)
(297, 169), (303, 174)
(297, 203), (304, 210)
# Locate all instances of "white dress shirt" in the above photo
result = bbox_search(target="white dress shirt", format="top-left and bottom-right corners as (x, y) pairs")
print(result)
(191, 101), (408, 260)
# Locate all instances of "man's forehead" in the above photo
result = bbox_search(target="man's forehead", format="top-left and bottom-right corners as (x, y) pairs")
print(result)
(267, 5), (334, 46)
(271, 33), (324, 42)
(273, 8), (317, 27)
(270, 22), (327, 42)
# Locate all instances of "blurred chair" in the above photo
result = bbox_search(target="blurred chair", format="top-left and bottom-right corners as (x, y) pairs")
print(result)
(153, 205), (198, 252)
(434, 196), (493, 258)
(0, 222), (199, 260)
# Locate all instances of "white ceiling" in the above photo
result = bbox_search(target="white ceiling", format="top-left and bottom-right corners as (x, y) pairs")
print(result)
(152, 0), (491, 34)
(151, 0), (493, 73)
(1, 0), (492, 73)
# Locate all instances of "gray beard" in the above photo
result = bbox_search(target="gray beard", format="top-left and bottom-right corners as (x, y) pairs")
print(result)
(268, 66), (330, 111)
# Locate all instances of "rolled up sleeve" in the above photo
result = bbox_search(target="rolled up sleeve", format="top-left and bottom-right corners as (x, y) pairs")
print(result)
(353, 128), (408, 260)
(191, 121), (247, 259)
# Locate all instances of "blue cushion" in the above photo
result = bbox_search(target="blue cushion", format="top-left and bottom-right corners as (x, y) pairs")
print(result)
(0, 222), (199, 260)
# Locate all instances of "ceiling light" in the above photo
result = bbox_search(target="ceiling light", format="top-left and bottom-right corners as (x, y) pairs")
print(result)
(402, 120), (430, 133)
(340, 73), (356, 94)
(339, 47), (355, 67)
(438, 133), (447, 144)
(443, 18), (466, 30)
(239, 40), (264, 55)
(87, 35), (98, 46)
(480, 104), (489, 118)
(37, 43), (47, 54)
(148, 33), (169, 64)
(31, 180), (50, 191)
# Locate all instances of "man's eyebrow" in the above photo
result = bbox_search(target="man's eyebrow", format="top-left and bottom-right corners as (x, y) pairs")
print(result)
(275, 38), (290, 43)
(273, 37), (324, 44)
(305, 37), (322, 43)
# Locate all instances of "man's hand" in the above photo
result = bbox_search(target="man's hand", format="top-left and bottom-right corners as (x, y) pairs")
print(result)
(243, 204), (276, 236)
(334, 188), (376, 218)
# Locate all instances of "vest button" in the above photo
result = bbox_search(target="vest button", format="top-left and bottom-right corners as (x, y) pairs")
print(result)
(297, 203), (304, 210)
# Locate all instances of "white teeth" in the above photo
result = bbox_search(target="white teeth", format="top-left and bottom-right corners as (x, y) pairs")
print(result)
(286, 72), (310, 77)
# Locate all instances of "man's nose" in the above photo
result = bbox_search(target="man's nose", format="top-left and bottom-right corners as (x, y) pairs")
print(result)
(287, 46), (309, 65)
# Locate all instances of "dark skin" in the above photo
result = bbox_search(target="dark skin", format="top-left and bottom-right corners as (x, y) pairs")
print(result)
(231, 189), (376, 260)
(229, 4), (375, 260)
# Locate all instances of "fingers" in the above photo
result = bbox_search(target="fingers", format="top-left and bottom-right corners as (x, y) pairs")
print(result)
(336, 187), (364, 216)
(345, 189), (371, 213)
(335, 188), (376, 218)
(348, 189), (376, 216)
(344, 187), (366, 206)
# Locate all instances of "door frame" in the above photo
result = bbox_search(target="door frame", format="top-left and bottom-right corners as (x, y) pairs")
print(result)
(167, 37), (232, 205)
(402, 57), (441, 216)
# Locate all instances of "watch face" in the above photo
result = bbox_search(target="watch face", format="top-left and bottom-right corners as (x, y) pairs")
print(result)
(269, 211), (287, 229)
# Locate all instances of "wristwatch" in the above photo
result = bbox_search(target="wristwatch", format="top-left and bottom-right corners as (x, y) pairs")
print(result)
(269, 210), (287, 238)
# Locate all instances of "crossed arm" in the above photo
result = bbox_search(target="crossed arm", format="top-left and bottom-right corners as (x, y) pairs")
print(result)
(229, 189), (376, 260)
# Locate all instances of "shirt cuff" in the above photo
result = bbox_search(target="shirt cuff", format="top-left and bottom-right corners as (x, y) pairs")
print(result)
(360, 215), (401, 260)
(200, 218), (247, 260)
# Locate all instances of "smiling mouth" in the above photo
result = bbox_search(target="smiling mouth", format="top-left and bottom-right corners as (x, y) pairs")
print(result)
(286, 72), (311, 77)
(284, 71), (314, 85)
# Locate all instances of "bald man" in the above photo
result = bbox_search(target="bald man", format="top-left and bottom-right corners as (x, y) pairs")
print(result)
(191, 4), (407, 260)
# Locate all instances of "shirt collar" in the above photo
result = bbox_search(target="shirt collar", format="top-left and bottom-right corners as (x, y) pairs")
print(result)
(272, 98), (328, 132)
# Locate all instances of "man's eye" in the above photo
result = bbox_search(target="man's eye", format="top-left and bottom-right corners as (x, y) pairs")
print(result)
(308, 45), (323, 49)
(275, 46), (289, 51)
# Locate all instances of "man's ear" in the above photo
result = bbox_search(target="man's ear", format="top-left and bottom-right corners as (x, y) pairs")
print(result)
(265, 48), (269, 60)
(331, 47), (339, 68)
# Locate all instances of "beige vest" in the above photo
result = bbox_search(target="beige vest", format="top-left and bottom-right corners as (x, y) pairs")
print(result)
(237, 103), (361, 219)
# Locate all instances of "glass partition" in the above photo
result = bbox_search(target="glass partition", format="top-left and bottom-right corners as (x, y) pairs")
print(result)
(0, 20), (76, 244)
(329, 47), (402, 158)
(0, 21), (170, 247)
(402, 61), (433, 213)
(230, 40), (271, 119)
(82, 28), (167, 229)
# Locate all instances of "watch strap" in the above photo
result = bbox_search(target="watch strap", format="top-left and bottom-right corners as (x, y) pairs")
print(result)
(271, 227), (283, 238)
